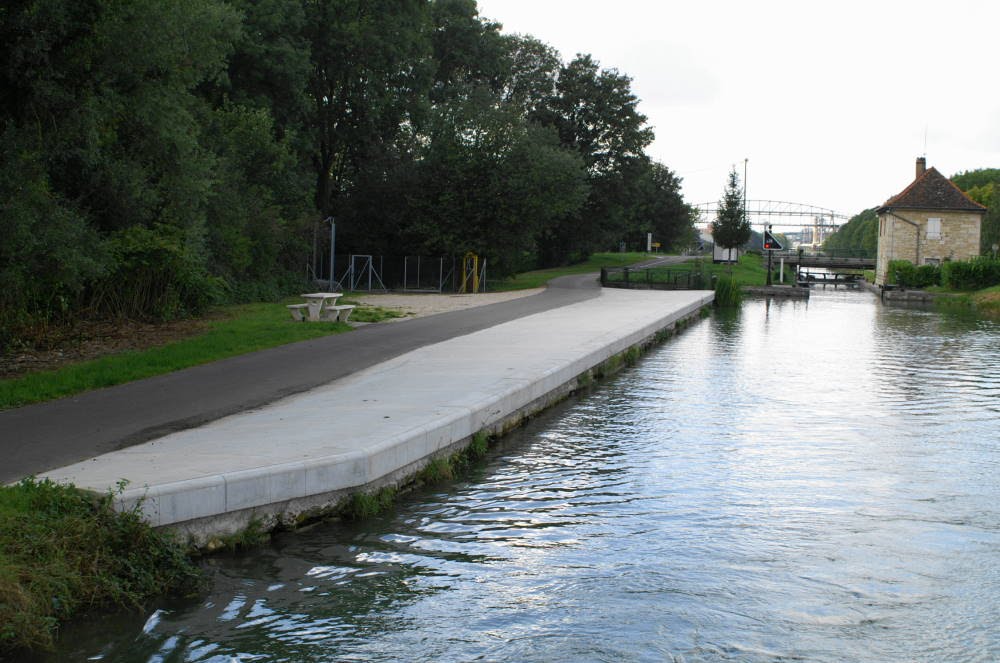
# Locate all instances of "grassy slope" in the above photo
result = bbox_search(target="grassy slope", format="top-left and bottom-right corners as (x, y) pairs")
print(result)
(604, 254), (770, 286)
(0, 479), (201, 654)
(493, 252), (651, 289)
(0, 299), (402, 410)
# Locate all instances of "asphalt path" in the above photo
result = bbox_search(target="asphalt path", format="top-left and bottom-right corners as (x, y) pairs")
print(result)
(1, 274), (601, 483)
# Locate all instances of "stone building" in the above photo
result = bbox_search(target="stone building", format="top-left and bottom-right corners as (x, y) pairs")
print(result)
(875, 157), (986, 286)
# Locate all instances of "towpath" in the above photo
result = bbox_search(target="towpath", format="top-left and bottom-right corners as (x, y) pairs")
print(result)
(1, 274), (600, 483)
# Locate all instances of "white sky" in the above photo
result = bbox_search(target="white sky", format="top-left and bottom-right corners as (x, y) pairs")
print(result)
(476, 0), (1000, 222)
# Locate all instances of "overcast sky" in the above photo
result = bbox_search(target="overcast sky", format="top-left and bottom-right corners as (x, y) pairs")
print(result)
(476, 0), (1000, 225)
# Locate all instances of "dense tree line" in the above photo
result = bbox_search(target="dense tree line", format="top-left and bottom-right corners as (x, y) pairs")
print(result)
(822, 208), (877, 256)
(0, 0), (695, 347)
(952, 169), (1000, 253)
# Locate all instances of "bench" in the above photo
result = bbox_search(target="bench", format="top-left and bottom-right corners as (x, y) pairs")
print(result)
(287, 303), (309, 321)
(320, 304), (356, 323)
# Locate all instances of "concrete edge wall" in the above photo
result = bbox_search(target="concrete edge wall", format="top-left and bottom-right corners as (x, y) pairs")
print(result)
(127, 294), (713, 548)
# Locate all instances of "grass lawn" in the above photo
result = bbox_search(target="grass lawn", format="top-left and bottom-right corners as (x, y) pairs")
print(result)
(602, 254), (771, 287)
(0, 298), (402, 410)
(491, 252), (653, 290)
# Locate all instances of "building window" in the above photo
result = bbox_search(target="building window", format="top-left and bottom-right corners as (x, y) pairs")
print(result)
(925, 258), (940, 266)
(927, 217), (942, 240)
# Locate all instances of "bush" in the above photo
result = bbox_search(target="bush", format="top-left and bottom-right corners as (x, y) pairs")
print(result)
(90, 225), (224, 320)
(888, 260), (940, 288)
(941, 257), (1000, 290)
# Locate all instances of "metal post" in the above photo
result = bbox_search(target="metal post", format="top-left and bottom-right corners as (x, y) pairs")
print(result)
(327, 217), (336, 291)
(743, 158), (748, 241)
(766, 224), (773, 286)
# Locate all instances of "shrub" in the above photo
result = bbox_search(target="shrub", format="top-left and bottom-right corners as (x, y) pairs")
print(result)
(90, 225), (224, 320)
(888, 260), (940, 288)
(941, 257), (1000, 290)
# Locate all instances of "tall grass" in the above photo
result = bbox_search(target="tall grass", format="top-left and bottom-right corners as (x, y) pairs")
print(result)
(714, 275), (743, 306)
(0, 478), (201, 654)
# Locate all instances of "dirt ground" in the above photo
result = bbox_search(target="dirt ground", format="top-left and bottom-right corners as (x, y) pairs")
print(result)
(353, 288), (543, 321)
(0, 318), (216, 380)
(0, 289), (543, 380)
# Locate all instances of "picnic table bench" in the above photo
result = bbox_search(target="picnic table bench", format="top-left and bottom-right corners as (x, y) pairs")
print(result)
(287, 292), (355, 322)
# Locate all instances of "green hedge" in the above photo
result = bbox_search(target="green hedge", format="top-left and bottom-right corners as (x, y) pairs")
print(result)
(941, 257), (1000, 290)
(888, 260), (940, 288)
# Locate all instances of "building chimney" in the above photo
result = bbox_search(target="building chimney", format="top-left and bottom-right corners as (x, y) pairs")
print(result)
(916, 156), (926, 179)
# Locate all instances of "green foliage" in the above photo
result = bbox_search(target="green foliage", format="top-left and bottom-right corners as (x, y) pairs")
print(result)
(823, 208), (878, 257)
(419, 456), (456, 484)
(92, 225), (224, 320)
(950, 169), (1000, 192)
(468, 430), (489, 460)
(1, 0), (698, 353)
(0, 478), (201, 654)
(713, 275), (743, 307)
(342, 486), (398, 521)
(887, 260), (940, 288)
(712, 167), (751, 251)
(951, 169), (1000, 252)
(941, 257), (1000, 290)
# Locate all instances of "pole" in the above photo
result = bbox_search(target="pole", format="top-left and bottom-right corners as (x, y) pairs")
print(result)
(327, 217), (336, 291)
(766, 224), (774, 286)
(743, 158), (748, 265)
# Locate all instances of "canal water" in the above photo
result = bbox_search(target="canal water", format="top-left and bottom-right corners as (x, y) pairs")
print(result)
(47, 288), (999, 662)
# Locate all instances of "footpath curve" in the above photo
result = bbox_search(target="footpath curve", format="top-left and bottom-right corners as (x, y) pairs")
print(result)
(1, 274), (600, 483)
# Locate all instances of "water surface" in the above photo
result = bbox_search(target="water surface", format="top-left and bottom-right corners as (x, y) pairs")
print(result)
(50, 289), (1000, 662)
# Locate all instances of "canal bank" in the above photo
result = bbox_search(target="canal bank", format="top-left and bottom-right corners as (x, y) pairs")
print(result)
(40, 288), (712, 545)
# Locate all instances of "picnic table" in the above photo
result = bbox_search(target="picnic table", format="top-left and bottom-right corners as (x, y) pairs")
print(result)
(287, 292), (355, 322)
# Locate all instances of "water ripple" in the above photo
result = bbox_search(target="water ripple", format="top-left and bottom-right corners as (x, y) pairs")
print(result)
(45, 289), (1000, 663)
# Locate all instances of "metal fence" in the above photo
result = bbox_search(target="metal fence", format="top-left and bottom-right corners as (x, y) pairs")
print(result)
(309, 254), (485, 292)
(600, 266), (714, 290)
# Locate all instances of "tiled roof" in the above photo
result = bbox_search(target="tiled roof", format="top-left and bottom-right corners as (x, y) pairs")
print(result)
(880, 167), (987, 213)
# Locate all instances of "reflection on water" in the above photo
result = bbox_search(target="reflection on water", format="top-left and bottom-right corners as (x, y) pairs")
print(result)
(48, 289), (1000, 662)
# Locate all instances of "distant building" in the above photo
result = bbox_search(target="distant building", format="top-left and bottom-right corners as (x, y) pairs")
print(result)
(875, 157), (986, 286)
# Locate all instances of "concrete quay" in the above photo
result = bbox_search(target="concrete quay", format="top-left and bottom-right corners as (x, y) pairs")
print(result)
(41, 288), (713, 544)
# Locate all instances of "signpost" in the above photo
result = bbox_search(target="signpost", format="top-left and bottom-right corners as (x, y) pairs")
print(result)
(763, 225), (782, 286)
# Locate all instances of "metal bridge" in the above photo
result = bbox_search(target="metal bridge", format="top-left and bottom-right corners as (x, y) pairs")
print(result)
(694, 200), (851, 247)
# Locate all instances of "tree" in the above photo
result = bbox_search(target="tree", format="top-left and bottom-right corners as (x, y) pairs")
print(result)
(623, 160), (696, 252)
(952, 169), (1000, 253)
(408, 87), (588, 275)
(823, 208), (877, 257)
(533, 54), (654, 265)
(303, 0), (432, 219)
(712, 167), (750, 254)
